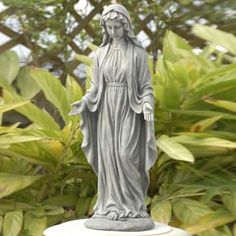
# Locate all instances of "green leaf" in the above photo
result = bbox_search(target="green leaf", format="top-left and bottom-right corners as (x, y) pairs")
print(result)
(16, 67), (40, 99)
(0, 149), (52, 167)
(156, 135), (194, 163)
(0, 101), (30, 114)
(75, 54), (92, 65)
(3, 210), (23, 236)
(233, 223), (236, 236)
(0, 123), (20, 135)
(191, 115), (222, 132)
(172, 135), (236, 148)
(30, 68), (70, 123)
(88, 194), (97, 215)
(43, 194), (77, 207)
(3, 89), (61, 132)
(0, 51), (20, 85)
(184, 208), (236, 234)
(23, 210), (47, 236)
(198, 228), (231, 236)
(66, 75), (83, 103)
(151, 198), (172, 224)
(88, 43), (98, 51)
(203, 97), (236, 113)
(75, 197), (92, 217)
(193, 24), (236, 55)
(0, 173), (42, 198)
(44, 207), (64, 216)
(163, 31), (192, 62)
(167, 109), (236, 120)
(173, 198), (212, 225)
(0, 215), (3, 235)
(0, 135), (44, 145)
(186, 77), (236, 108)
(221, 193), (236, 216)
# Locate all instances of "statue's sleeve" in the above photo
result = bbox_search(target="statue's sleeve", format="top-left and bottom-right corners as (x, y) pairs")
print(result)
(83, 52), (98, 97)
(137, 50), (154, 107)
(83, 51), (100, 112)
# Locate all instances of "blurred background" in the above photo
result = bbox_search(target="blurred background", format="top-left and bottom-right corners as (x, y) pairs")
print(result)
(0, 1), (236, 236)
(1, 0), (236, 82)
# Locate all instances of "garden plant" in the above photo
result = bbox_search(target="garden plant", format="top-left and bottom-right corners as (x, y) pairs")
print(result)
(0, 24), (236, 236)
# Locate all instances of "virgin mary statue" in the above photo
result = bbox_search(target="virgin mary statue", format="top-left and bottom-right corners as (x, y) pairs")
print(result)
(69, 4), (157, 231)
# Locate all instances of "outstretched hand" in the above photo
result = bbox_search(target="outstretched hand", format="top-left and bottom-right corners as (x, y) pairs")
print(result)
(143, 102), (154, 121)
(68, 100), (86, 116)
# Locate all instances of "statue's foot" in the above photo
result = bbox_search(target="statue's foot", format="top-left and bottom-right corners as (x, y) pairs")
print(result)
(106, 211), (119, 221)
(140, 211), (149, 218)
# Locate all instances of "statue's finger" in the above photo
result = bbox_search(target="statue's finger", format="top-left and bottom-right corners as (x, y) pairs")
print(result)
(149, 114), (153, 121)
(144, 113), (147, 120)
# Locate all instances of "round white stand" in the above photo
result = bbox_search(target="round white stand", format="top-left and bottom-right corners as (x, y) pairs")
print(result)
(43, 219), (190, 236)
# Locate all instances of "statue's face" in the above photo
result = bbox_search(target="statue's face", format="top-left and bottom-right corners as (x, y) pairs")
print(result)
(105, 20), (124, 41)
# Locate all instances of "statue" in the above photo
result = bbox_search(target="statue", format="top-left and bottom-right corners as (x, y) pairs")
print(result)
(69, 3), (157, 232)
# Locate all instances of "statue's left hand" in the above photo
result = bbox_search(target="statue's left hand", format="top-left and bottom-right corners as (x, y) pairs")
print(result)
(68, 100), (86, 116)
(143, 102), (154, 121)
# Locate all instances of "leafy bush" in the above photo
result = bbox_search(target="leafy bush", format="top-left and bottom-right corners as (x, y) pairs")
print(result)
(0, 25), (236, 235)
(150, 25), (236, 236)
(0, 51), (96, 236)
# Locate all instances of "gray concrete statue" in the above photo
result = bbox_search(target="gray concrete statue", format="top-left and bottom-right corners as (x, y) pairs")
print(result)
(69, 3), (157, 232)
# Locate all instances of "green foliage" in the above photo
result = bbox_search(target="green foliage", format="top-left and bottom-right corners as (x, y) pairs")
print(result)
(149, 25), (236, 235)
(3, 210), (23, 236)
(0, 51), (96, 235)
(0, 24), (236, 235)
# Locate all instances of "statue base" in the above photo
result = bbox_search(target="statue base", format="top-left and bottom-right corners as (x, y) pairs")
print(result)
(43, 219), (190, 236)
(85, 217), (154, 231)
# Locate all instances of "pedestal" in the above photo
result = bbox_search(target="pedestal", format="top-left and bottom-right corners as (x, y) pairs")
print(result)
(43, 219), (190, 236)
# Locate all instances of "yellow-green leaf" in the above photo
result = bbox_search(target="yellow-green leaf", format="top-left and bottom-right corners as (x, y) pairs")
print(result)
(191, 115), (222, 132)
(172, 135), (236, 148)
(184, 208), (236, 234)
(0, 101), (29, 114)
(198, 228), (231, 236)
(0, 135), (44, 145)
(66, 75), (84, 103)
(0, 173), (42, 198)
(151, 199), (172, 224)
(30, 68), (70, 123)
(156, 135), (194, 163)
(3, 89), (61, 132)
(173, 198), (212, 224)
(88, 43), (98, 51)
(204, 97), (236, 113)
(233, 223), (236, 236)
(75, 54), (92, 65)
(193, 24), (236, 55)
(16, 66), (40, 99)
(0, 215), (3, 235)
(75, 197), (91, 217)
(0, 51), (19, 85)
(24, 210), (47, 236)
(221, 193), (236, 216)
(3, 210), (23, 236)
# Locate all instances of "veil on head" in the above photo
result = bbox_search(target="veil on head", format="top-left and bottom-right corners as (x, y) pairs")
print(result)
(100, 4), (142, 47)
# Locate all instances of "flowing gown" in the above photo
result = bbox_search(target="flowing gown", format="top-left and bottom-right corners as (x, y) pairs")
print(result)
(93, 46), (148, 219)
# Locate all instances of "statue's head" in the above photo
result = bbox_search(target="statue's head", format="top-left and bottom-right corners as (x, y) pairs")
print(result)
(100, 4), (141, 47)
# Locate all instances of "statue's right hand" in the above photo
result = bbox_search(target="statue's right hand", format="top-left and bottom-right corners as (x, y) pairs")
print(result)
(68, 100), (86, 116)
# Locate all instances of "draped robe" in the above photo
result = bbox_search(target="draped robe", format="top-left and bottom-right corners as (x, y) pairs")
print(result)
(79, 41), (157, 218)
